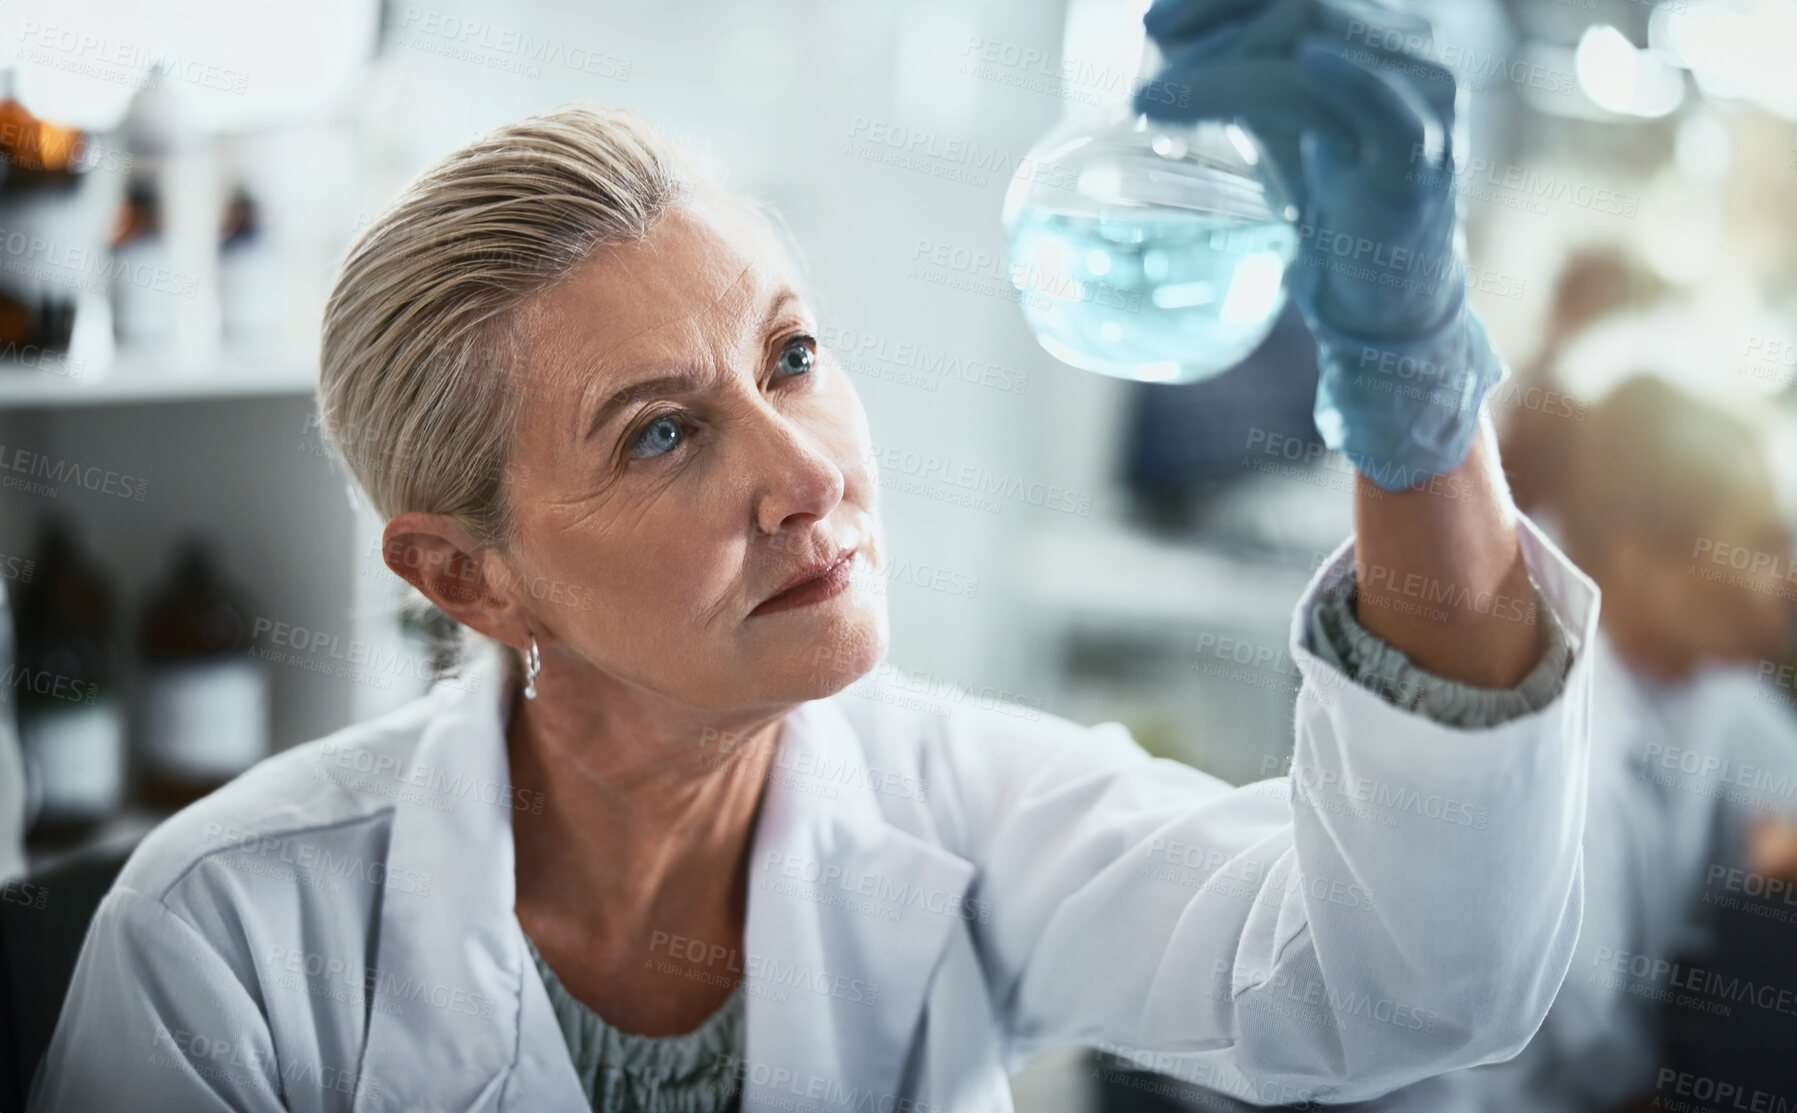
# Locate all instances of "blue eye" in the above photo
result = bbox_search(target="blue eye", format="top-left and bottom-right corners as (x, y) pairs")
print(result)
(630, 415), (684, 459)
(775, 337), (815, 379)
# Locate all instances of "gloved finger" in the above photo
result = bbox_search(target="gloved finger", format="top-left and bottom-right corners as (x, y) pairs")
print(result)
(1145, 0), (1310, 62)
(1143, 0), (1276, 52)
(1311, 0), (1439, 66)
(1305, 21), (1459, 133)
(1133, 55), (1355, 148)
(1142, 0), (1434, 70)
(1295, 35), (1450, 199)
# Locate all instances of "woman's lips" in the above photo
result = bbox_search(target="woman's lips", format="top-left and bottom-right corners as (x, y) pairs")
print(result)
(751, 550), (857, 617)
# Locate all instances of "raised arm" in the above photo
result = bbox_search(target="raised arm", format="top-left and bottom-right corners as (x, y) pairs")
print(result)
(1354, 422), (1540, 688)
(1135, 0), (1548, 689)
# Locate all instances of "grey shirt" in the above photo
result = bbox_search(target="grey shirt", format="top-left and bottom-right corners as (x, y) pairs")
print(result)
(522, 932), (745, 1112)
(528, 573), (1575, 1112)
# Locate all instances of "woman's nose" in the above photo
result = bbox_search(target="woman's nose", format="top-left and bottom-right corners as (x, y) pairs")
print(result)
(752, 418), (846, 536)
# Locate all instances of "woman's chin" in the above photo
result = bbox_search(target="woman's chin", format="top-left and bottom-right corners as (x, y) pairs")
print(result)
(763, 597), (889, 702)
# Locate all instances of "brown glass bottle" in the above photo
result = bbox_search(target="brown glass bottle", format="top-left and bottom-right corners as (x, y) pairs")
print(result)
(15, 520), (125, 844)
(137, 539), (269, 808)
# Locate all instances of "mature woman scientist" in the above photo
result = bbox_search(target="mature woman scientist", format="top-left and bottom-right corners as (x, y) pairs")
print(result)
(30, 3), (1598, 1111)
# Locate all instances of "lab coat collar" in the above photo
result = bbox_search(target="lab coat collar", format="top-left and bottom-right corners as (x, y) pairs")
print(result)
(354, 642), (533, 1113)
(739, 693), (976, 1113)
(353, 642), (976, 1113)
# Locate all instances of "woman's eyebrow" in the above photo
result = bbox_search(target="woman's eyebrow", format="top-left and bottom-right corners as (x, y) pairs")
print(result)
(579, 286), (804, 443)
(760, 286), (800, 332)
(582, 372), (702, 443)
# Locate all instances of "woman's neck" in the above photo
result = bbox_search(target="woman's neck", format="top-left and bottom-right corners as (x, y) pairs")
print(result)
(504, 667), (789, 968)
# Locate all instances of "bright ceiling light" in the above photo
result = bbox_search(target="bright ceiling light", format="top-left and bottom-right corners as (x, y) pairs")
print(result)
(1575, 23), (1685, 119)
(1661, 0), (1797, 120)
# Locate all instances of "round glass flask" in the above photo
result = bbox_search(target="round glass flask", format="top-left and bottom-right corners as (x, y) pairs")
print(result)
(1002, 84), (1300, 384)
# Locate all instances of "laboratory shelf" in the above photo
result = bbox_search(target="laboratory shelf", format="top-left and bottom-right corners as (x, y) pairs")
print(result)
(0, 347), (318, 409)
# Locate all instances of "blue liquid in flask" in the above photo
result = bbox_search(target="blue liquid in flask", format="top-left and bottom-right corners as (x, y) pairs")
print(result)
(1001, 116), (1298, 384)
(1006, 207), (1298, 384)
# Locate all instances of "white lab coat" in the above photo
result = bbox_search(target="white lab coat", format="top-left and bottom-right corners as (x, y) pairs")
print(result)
(28, 519), (1597, 1113)
(1364, 629), (1797, 1113)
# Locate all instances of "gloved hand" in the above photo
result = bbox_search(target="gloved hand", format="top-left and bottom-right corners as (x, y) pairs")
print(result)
(1133, 0), (1506, 491)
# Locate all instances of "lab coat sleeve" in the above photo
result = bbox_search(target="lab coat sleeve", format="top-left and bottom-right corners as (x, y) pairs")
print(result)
(954, 516), (1597, 1106)
(26, 885), (286, 1113)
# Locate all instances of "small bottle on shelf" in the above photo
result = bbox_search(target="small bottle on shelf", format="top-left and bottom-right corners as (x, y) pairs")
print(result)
(137, 538), (270, 809)
(14, 520), (126, 843)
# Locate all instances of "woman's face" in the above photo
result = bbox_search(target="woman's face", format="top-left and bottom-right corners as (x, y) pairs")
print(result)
(494, 195), (888, 712)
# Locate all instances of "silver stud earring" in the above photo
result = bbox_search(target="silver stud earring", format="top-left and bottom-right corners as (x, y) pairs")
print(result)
(522, 636), (542, 700)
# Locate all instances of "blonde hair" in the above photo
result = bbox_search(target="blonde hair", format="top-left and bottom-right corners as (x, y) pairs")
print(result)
(320, 102), (780, 547)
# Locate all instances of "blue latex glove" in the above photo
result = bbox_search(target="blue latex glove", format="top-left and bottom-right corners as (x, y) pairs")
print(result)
(1133, 0), (1506, 491)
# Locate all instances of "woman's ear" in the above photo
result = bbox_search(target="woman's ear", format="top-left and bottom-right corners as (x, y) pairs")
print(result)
(380, 512), (531, 651)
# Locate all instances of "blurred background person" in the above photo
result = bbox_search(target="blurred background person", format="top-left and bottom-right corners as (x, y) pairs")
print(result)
(1351, 374), (1797, 1112)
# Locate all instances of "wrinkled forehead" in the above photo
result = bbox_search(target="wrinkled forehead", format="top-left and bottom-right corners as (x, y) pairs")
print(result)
(514, 194), (791, 397)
